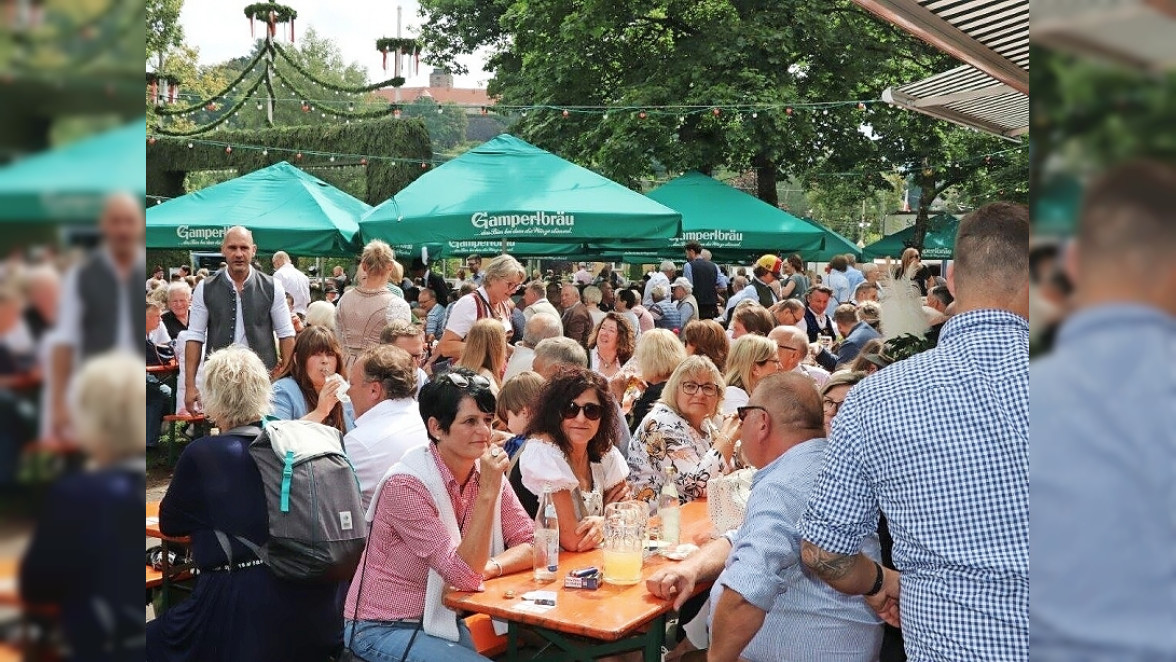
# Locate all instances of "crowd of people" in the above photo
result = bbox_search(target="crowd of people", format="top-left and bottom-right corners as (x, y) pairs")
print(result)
(118, 188), (1040, 662)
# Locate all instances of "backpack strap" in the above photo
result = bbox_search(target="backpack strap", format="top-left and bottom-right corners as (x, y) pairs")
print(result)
(280, 450), (295, 513)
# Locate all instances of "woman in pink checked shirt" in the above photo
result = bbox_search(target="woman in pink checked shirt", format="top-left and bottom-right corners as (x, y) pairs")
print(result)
(342, 368), (534, 662)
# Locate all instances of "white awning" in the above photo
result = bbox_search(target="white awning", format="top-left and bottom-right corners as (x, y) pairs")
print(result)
(853, 0), (1028, 138)
(1033, 0), (1176, 71)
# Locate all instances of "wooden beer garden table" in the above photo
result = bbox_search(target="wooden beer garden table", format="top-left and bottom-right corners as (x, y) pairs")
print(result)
(444, 499), (715, 662)
(147, 501), (193, 614)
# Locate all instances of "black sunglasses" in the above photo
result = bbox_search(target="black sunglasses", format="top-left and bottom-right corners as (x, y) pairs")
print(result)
(736, 405), (768, 421)
(440, 372), (491, 389)
(562, 401), (604, 421)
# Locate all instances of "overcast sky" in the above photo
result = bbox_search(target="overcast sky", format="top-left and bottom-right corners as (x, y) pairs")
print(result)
(179, 0), (491, 88)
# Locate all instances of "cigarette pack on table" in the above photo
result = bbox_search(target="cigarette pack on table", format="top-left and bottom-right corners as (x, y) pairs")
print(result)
(563, 567), (601, 590)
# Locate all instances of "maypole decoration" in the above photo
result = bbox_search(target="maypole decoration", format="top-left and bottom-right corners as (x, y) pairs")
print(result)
(244, 2), (297, 43)
(375, 37), (420, 81)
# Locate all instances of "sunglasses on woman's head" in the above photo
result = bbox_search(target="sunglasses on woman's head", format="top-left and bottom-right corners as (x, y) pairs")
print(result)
(562, 401), (604, 421)
(440, 372), (491, 390)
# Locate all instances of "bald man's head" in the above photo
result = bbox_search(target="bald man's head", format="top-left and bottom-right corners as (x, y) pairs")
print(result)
(221, 226), (256, 280)
(100, 193), (145, 261)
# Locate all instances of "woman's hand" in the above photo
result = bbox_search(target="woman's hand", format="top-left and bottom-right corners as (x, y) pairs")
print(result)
(574, 516), (606, 552)
(314, 376), (342, 416)
(604, 481), (631, 505)
(712, 413), (741, 463)
(478, 444), (510, 495)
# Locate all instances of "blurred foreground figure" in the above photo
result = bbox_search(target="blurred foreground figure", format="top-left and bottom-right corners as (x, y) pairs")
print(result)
(20, 352), (145, 661)
(1030, 161), (1176, 660)
(49, 194), (145, 439)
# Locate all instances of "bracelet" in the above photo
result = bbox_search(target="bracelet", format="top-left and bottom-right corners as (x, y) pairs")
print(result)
(489, 558), (503, 577)
(864, 562), (885, 597)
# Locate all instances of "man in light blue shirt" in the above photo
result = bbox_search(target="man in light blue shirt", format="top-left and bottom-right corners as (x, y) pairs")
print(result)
(1030, 161), (1176, 661)
(646, 373), (882, 662)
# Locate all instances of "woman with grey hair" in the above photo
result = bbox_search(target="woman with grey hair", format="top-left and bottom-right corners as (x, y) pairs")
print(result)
(146, 345), (343, 662)
(438, 253), (526, 359)
(21, 352), (145, 660)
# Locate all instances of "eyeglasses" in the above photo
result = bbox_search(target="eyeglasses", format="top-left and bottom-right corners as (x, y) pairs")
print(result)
(736, 405), (767, 421)
(562, 401), (604, 421)
(822, 398), (845, 414)
(756, 358), (782, 367)
(681, 381), (719, 397)
(440, 372), (491, 390)
(777, 344), (804, 353)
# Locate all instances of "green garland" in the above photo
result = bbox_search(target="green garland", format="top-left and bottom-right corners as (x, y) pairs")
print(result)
(272, 67), (399, 120)
(145, 118), (433, 206)
(153, 75), (266, 137)
(244, 2), (297, 23)
(154, 49), (266, 116)
(375, 37), (421, 54)
(273, 42), (406, 92)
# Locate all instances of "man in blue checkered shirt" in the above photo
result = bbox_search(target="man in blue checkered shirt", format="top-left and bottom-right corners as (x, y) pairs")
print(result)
(799, 202), (1030, 661)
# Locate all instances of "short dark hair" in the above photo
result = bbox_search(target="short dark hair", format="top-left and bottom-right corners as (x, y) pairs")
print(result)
(1078, 160), (1176, 270)
(617, 288), (638, 309)
(953, 202), (1029, 294)
(358, 345), (417, 401)
(684, 241), (703, 254)
(418, 368), (496, 443)
(526, 367), (619, 463)
(829, 255), (848, 272)
(928, 285), (954, 307)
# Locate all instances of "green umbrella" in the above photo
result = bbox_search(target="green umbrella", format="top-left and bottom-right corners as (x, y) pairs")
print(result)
(392, 239), (589, 262)
(861, 213), (959, 260)
(596, 172), (824, 258)
(1032, 175), (1081, 237)
(146, 162), (365, 256)
(0, 119), (146, 221)
(360, 134), (681, 245)
(796, 217), (861, 262)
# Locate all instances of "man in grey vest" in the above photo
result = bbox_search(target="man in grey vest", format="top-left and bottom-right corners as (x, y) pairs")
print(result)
(184, 226), (295, 415)
(50, 193), (147, 438)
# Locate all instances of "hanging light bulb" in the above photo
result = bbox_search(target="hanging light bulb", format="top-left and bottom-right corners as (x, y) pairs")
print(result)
(751, 112), (758, 119)
(225, 146), (232, 154)
(256, 102), (263, 110)
(329, 155), (335, 162)
(187, 142), (194, 149)
(262, 149), (269, 156)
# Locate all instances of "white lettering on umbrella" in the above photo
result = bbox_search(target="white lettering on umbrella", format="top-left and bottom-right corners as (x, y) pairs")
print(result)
(682, 229), (744, 245)
(176, 225), (231, 245)
(469, 211), (576, 236)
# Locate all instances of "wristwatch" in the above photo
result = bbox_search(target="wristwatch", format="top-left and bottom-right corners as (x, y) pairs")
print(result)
(864, 562), (885, 597)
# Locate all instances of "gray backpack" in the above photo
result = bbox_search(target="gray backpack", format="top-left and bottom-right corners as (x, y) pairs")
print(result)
(217, 420), (366, 582)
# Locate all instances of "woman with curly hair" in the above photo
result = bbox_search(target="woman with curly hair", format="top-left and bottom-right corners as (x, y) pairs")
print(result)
(587, 312), (635, 379)
(512, 367), (630, 551)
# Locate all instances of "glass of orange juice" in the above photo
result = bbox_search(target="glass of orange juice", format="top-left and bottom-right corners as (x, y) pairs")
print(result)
(602, 502), (645, 585)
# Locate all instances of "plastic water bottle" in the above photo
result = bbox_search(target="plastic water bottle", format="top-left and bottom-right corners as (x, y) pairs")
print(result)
(658, 467), (681, 545)
(533, 486), (560, 581)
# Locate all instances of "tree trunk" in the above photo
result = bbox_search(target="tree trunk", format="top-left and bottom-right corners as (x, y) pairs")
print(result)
(754, 154), (778, 206)
(912, 171), (935, 250)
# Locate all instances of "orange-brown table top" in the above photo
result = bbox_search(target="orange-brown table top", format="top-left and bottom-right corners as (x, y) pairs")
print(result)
(147, 363), (179, 375)
(0, 558), (18, 607)
(444, 500), (715, 642)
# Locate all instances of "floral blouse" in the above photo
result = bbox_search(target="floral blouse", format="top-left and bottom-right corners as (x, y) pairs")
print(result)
(626, 403), (739, 506)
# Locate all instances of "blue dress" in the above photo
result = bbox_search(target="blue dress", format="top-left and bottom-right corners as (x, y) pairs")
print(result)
(21, 464), (144, 662)
(144, 432), (344, 661)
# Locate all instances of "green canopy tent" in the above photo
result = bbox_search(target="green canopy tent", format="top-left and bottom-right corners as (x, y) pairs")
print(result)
(146, 162), (365, 256)
(796, 216), (861, 262)
(1032, 175), (1081, 238)
(0, 118), (146, 221)
(861, 213), (959, 260)
(594, 172), (824, 261)
(359, 134), (681, 246)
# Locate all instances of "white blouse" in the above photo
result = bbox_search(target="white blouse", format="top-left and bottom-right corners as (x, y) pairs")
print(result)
(519, 439), (629, 518)
(720, 385), (749, 415)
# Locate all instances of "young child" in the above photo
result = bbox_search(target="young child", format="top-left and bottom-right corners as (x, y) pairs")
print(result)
(495, 371), (544, 458)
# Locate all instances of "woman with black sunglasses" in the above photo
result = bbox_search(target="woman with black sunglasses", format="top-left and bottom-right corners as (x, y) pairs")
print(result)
(510, 367), (631, 552)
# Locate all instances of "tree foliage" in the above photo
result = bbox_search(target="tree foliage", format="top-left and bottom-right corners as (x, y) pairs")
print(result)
(416, 0), (1027, 250)
(147, 0), (184, 64)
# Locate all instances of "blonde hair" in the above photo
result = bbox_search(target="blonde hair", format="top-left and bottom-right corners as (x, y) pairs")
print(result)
(634, 328), (687, 383)
(660, 355), (725, 420)
(482, 254), (526, 286)
(724, 334), (777, 392)
(305, 300), (337, 330)
(71, 352), (146, 461)
(457, 318), (507, 386)
(360, 240), (398, 277)
(202, 345), (272, 429)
